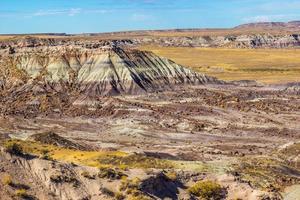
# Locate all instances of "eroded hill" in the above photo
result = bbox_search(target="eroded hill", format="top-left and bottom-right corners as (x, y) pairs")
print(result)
(0, 39), (218, 94)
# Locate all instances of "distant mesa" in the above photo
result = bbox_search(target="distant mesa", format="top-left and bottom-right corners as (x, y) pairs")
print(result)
(234, 21), (300, 29)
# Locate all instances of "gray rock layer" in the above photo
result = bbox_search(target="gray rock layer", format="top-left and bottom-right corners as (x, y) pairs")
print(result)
(0, 44), (220, 96)
(134, 34), (300, 48)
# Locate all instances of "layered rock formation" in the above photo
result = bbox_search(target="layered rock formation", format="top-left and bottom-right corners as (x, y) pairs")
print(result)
(235, 21), (300, 30)
(134, 34), (300, 48)
(0, 40), (218, 95)
(0, 39), (220, 115)
(2, 33), (300, 50)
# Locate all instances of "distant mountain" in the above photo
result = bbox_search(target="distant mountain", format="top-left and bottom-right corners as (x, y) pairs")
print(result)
(235, 21), (300, 30)
(1, 20), (300, 39)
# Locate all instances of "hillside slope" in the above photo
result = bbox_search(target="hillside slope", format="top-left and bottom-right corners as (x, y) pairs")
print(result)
(0, 39), (220, 115)
(1, 44), (218, 93)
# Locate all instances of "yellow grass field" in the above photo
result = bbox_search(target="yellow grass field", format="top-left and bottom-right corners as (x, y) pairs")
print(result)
(140, 46), (300, 84)
(0, 36), (14, 40)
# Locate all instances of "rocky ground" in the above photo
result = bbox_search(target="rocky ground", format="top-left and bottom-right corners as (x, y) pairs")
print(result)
(133, 34), (300, 48)
(1, 33), (300, 50)
(0, 83), (299, 199)
(0, 38), (299, 199)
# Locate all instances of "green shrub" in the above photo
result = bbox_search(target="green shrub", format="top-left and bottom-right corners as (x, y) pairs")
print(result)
(115, 192), (125, 200)
(41, 149), (49, 154)
(128, 194), (152, 200)
(119, 177), (141, 192)
(50, 174), (79, 187)
(119, 178), (151, 199)
(98, 167), (126, 180)
(188, 180), (224, 200)
(100, 187), (115, 197)
(81, 171), (95, 179)
(100, 188), (125, 200)
(40, 150), (52, 160)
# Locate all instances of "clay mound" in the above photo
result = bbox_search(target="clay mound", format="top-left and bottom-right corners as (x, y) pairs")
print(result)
(0, 39), (222, 116)
(140, 172), (185, 199)
(0, 41), (221, 96)
(28, 132), (87, 150)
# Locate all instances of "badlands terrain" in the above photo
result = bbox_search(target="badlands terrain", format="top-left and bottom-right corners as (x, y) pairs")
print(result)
(0, 22), (300, 200)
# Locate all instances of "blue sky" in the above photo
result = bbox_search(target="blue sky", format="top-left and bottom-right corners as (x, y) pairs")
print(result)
(1, 0), (300, 34)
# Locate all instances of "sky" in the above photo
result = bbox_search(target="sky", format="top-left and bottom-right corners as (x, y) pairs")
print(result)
(1, 0), (300, 34)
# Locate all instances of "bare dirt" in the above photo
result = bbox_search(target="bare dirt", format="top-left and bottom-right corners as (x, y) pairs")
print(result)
(0, 83), (299, 199)
(0, 37), (299, 200)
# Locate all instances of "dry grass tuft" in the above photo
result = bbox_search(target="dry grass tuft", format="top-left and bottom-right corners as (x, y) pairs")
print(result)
(3, 139), (173, 170)
(188, 180), (224, 200)
(15, 189), (27, 198)
(164, 171), (177, 181)
(2, 174), (13, 186)
(4, 142), (24, 155)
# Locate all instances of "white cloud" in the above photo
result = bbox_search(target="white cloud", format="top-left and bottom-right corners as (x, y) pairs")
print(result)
(32, 8), (114, 17)
(131, 13), (154, 21)
(68, 8), (81, 16)
(33, 8), (81, 17)
(85, 9), (110, 14)
(32, 8), (111, 17)
(243, 14), (300, 23)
